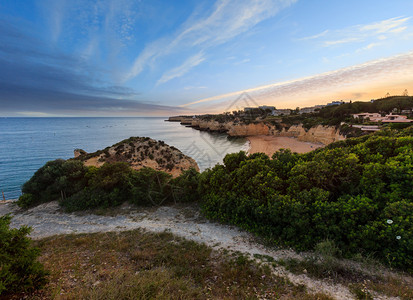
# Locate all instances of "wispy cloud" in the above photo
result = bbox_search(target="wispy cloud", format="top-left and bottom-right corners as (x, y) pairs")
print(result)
(390, 26), (407, 34)
(359, 16), (411, 33)
(181, 51), (413, 110)
(324, 37), (361, 46)
(317, 16), (412, 47)
(184, 86), (207, 90)
(39, 0), (141, 69)
(234, 58), (251, 65)
(124, 0), (297, 83)
(298, 29), (329, 40)
(43, 0), (66, 43)
(356, 42), (380, 53)
(157, 52), (206, 85)
(0, 20), (181, 116)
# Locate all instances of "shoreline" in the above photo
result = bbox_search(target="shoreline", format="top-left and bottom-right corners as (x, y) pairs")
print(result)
(247, 135), (323, 157)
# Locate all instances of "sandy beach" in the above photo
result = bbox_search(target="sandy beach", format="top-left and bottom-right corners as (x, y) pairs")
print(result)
(247, 135), (323, 157)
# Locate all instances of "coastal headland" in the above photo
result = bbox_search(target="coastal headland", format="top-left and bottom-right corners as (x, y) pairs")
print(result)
(167, 96), (413, 154)
(74, 136), (199, 177)
(166, 115), (345, 156)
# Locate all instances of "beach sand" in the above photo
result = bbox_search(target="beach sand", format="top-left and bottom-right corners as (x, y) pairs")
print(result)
(247, 135), (323, 157)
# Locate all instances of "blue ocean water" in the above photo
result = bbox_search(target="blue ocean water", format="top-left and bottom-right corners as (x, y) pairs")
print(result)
(0, 117), (248, 200)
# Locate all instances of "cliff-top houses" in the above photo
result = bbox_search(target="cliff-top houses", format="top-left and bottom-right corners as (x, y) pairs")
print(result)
(352, 113), (413, 123)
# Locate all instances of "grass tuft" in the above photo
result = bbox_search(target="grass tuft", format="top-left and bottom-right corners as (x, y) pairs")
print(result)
(8, 229), (335, 299)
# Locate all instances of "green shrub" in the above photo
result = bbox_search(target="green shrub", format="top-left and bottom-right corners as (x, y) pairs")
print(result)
(0, 215), (48, 295)
(18, 159), (87, 208)
(389, 123), (412, 130)
(170, 168), (200, 203)
(61, 164), (174, 211)
(129, 167), (173, 206)
(200, 126), (413, 271)
(19, 158), (199, 211)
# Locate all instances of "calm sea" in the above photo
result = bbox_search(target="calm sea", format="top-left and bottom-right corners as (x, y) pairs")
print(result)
(0, 117), (248, 200)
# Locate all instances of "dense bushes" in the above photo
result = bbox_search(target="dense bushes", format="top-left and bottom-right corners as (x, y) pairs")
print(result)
(199, 127), (413, 271)
(16, 126), (413, 271)
(0, 215), (48, 295)
(18, 161), (199, 211)
(19, 159), (87, 208)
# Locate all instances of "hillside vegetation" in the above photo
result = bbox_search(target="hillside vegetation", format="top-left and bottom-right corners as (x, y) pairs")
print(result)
(199, 126), (413, 271)
(17, 137), (200, 211)
(27, 230), (329, 299)
(279, 96), (413, 130)
(18, 161), (198, 212)
(16, 126), (413, 273)
(319, 96), (413, 117)
(74, 136), (199, 177)
(0, 215), (48, 295)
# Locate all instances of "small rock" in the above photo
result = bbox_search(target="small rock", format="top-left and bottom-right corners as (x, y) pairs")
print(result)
(92, 281), (101, 287)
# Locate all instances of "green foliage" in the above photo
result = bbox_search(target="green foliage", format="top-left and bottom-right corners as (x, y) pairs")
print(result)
(16, 125), (413, 272)
(278, 96), (413, 132)
(200, 126), (413, 271)
(389, 123), (413, 130)
(0, 215), (48, 295)
(18, 159), (87, 208)
(128, 167), (172, 206)
(61, 163), (138, 211)
(318, 96), (413, 117)
(58, 163), (177, 210)
(170, 168), (200, 203)
(18, 160), (199, 211)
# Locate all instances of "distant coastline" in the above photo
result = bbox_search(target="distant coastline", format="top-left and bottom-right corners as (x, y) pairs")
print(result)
(166, 115), (342, 155)
(0, 117), (247, 200)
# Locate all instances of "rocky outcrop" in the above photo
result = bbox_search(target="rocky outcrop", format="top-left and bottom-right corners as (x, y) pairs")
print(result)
(191, 119), (229, 132)
(74, 137), (199, 177)
(271, 125), (345, 144)
(186, 118), (345, 145)
(166, 116), (194, 122)
(74, 149), (87, 158)
(227, 123), (270, 136)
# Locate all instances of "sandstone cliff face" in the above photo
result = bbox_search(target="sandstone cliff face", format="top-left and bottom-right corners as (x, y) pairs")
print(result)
(271, 125), (345, 144)
(74, 137), (199, 177)
(192, 119), (230, 132)
(189, 118), (345, 145)
(227, 123), (270, 136)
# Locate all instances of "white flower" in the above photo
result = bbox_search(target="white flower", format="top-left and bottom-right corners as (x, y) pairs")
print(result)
(386, 219), (393, 224)
(396, 236), (401, 240)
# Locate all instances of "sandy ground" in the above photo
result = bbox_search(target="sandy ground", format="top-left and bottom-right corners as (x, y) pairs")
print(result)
(247, 136), (324, 157)
(1, 202), (406, 300)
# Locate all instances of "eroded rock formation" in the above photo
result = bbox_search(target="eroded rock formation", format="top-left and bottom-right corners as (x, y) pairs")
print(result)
(74, 137), (199, 177)
(185, 118), (345, 145)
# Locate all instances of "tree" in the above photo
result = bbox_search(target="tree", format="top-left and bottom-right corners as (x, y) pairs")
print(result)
(0, 215), (48, 295)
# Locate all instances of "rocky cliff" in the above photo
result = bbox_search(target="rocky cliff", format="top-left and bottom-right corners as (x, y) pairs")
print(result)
(227, 122), (270, 136)
(74, 137), (199, 177)
(191, 119), (229, 132)
(271, 125), (345, 144)
(188, 119), (345, 145)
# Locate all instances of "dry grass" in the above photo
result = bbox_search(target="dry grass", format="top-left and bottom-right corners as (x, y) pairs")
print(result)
(277, 257), (413, 300)
(8, 229), (333, 299)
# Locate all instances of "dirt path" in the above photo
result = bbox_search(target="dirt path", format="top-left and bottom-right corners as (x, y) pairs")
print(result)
(0, 202), (403, 300)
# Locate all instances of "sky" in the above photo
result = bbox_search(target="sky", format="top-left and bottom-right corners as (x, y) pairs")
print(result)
(1, 0), (413, 116)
